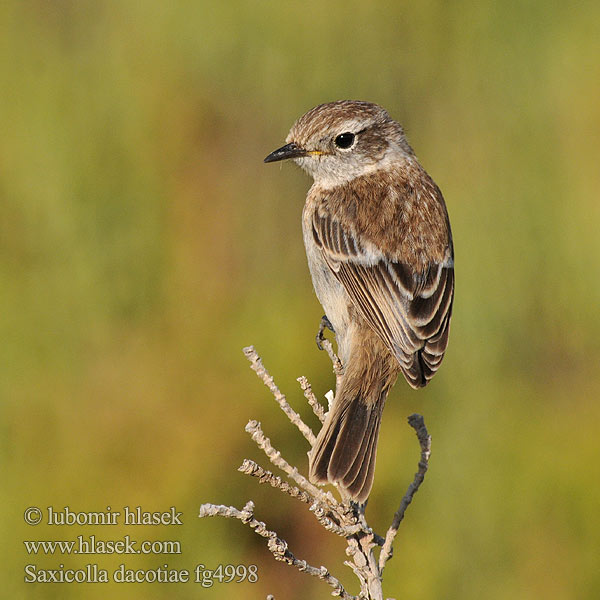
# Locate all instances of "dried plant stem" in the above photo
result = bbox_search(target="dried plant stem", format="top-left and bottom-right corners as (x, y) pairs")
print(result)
(199, 345), (432, 599)
(379, 414), (431, 571)
(297, 375), (326, 423)
(244, 419), (328, 502)
(199, 500), (355, 598)
(320, 338), (343, 389)
(243, 346), (316, 445)
(238, 459), (313, 505)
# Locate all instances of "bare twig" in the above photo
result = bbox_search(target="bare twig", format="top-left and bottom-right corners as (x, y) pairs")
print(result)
(199, 500), (356, 599)
(238, 459), (353, 537)
(243, 346), (316, 445)
(244, 419), (330, 502)
(200, 346), (432, 599)
(297, 376), (326, 423)
(238, 459), (313, 505)
(378, 413), (432, 571)
(320, 338), (343, 388)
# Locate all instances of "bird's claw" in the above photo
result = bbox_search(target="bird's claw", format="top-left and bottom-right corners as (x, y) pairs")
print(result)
(316, 315), (335, 350)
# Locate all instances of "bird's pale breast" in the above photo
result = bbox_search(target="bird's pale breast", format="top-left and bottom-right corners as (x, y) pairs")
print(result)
(302, 194), (355, 364)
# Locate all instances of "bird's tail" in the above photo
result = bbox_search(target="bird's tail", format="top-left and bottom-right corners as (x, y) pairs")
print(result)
(308, 342), (397, 503)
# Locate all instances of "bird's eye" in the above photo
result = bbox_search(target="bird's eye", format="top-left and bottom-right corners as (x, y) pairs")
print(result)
(334, 132), (355, 149)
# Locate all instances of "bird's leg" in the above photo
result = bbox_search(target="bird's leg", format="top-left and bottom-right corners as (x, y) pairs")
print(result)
(316, 315), (335, 350)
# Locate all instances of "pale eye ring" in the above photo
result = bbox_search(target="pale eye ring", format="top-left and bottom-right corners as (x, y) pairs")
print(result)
(334, 132), (355, 149)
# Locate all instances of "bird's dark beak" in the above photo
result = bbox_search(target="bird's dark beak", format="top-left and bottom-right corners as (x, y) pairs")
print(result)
(264, 142), (307, 163)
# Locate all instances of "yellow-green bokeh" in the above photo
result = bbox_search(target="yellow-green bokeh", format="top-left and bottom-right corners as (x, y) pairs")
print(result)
(2, 1), (599, 598)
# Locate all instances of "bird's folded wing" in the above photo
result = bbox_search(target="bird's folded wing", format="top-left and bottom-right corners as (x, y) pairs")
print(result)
(311, 211), (454, 388)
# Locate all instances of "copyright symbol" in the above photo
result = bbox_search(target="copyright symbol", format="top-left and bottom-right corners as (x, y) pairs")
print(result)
(24, 507), (42, 526)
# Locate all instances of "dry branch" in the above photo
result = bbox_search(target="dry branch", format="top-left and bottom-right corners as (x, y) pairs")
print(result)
(199, 345), (432, 599)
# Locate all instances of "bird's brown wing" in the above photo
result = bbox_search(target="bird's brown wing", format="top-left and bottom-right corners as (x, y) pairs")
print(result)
(311, 210), (454, 388)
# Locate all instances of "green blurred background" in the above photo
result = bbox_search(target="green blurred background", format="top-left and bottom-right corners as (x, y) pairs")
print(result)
(2, 1), (599, 598)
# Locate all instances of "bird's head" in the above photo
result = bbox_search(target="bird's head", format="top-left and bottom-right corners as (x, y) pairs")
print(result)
(264, 100), (414, 187)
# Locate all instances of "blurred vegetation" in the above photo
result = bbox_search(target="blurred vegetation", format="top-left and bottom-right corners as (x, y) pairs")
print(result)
(2, 1), (599, 598)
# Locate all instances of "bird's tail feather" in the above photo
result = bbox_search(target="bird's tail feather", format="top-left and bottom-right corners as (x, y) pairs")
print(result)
(309, 387), (387, 503)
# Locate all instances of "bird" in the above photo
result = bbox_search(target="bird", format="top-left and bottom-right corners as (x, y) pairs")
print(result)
(264, 100), (454, 503)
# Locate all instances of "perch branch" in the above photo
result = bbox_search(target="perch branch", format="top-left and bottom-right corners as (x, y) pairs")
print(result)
(320, 338), (343, 389)
(200, 346), (432, 599)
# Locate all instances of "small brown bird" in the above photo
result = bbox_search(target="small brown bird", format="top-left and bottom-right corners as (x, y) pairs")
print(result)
(264, 101), (454, 502)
